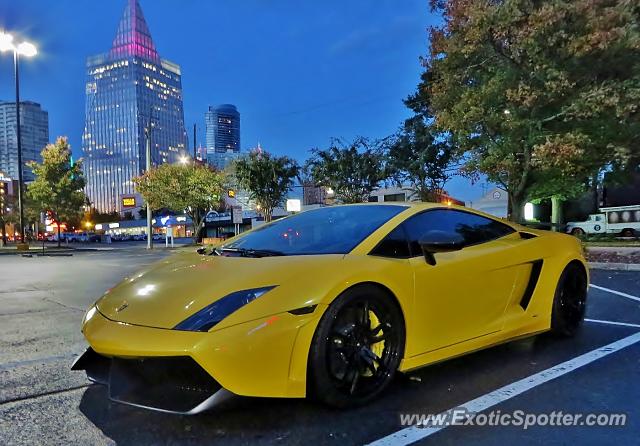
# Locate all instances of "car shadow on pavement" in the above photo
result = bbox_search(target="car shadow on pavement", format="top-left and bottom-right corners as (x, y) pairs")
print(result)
(77, 326), (629, 445)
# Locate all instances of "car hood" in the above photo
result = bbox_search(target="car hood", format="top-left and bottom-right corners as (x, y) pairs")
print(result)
(96, 251), (344, 330)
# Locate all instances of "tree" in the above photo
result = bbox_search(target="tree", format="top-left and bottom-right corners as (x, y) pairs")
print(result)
(306, 137), (389, 204)
(388, 114), (458, 202)
(0, 183), (17, 245)
(411, 0), (640, 222)
(133, 163), (224, 241)
(83, 208), (121, 224)
(27, 137), (87, 246)
(234, 150), (300, 222)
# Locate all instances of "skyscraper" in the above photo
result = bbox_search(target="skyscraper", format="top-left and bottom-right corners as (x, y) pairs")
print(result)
(82, 0), (187, 213)
(0, 101), (49, 182)
(205, 104), (241, 170)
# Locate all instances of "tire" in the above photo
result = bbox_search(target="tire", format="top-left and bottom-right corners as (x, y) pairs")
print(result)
(571, 228), (585, 236)
(621, 228), (636, 238)
(551, 263), (588, 337)
(308, 284), (405, 408)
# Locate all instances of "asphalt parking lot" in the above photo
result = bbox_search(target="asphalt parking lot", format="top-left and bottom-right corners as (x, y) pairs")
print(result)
(1, 250), (639, 445)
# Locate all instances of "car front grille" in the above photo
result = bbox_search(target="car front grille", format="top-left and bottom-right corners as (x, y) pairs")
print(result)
(73, 348), (222, 413)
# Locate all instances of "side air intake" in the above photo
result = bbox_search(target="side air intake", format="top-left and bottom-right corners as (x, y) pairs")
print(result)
(519, 260), (543, 310)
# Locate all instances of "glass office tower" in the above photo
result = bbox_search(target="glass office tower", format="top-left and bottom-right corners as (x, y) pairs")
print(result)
(0, 101), (49, 182)
(205, 104), (240, 169)
(82, 0), (187, 213)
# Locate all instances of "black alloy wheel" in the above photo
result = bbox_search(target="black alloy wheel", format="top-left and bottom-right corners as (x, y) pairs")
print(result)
(551, 263), (588, 337)
(308, 284), (405, 408)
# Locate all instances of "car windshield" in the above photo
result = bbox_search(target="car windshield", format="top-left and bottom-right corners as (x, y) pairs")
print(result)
(221, 205), (407, 256)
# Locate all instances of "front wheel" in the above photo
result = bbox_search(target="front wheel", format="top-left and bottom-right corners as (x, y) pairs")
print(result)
(551, 263), (588, 337)
(308, 285), (405, 408)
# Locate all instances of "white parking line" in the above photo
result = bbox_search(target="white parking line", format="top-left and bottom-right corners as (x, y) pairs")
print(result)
(589, 284), (640, 303)
(366, 331), (640, 446)
(585, 318), (640, 329)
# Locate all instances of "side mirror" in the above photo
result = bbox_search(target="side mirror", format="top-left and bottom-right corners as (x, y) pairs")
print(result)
(419, 230), (465, 266)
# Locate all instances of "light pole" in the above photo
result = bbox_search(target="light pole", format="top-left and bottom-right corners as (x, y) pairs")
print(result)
(0, 32), (37, 244)
(145, 111), (154, 250)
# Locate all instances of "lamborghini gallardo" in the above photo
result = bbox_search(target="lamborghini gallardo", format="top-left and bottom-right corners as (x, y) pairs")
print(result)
(73, 203), (588, 413)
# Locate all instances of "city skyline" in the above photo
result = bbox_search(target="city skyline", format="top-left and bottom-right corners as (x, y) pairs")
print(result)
(0, 0), (485, 200)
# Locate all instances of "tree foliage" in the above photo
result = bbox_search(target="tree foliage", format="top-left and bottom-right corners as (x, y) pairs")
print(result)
(0, 185), (16, 245)
(234, 150), (300, 222)
(412, 0), (640, 221)
(27, 137), (87, 245)
(306, 137), (388, 204)
(388, 115), (458, 202)
(133, 163), (224, 238)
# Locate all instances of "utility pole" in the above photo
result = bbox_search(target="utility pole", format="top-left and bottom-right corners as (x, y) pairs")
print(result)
(145, 110), (153, 250)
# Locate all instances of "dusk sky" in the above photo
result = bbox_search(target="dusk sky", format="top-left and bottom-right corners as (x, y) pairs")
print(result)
(0, 0), (485, 200)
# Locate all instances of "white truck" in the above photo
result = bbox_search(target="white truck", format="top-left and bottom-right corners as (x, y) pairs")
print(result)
(566, 205), (640, 237)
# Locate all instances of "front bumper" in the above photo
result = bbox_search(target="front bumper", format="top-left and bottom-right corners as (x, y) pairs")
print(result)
(72, 347), (230, 414)
(73, 308), (322, 412)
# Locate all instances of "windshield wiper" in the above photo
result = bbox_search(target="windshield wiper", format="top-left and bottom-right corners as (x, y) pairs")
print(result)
(219, 247), (286, 258)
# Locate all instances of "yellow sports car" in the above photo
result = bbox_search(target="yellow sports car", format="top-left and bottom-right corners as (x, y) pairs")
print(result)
(72, 203), (588, 413)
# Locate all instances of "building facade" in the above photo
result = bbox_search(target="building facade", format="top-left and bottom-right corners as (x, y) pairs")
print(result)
(82, 0), (187, 213)
(205, 104), (240, 169)
(0, 101), (49, 182)
(467, 187), (509, 218)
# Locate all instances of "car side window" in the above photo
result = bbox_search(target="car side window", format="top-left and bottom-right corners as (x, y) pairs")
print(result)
(404, 209), (515, 256)
(370, 225), (411, 258)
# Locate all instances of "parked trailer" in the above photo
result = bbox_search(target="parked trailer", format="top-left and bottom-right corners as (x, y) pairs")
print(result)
(566, 205), (640, 237)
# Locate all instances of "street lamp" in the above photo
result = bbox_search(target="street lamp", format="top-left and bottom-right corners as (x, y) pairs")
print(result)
(0, 31), (38, 244)
(179, 154), (189, 165)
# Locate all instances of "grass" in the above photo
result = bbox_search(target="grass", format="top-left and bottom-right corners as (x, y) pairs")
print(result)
(581, 234), (640, 247)
(585, 240), (640, 247)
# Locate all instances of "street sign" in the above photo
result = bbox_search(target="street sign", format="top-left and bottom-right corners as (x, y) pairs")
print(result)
(232, 206), (243, 224)
(122, 196), (136, 208)
(286, 199), (301, 212)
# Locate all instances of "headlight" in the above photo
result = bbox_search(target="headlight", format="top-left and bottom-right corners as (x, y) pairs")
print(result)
(173, 286), (276, 332)
(83, 306), (98, 325)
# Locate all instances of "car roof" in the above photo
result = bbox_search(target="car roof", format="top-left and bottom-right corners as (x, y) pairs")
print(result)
(338, 201), (444, 208)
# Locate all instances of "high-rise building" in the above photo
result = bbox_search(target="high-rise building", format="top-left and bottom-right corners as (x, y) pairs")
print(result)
(82, 0), (187, 213)
(205, 104), (240, 169)
(0, 101), (49, 182)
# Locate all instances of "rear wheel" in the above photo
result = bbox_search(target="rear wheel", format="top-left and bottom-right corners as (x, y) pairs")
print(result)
(308, 285), (404, 408)
(621, 228), (636, 237)
(571, 228), (585, 236)
(551, 263), (588, 337)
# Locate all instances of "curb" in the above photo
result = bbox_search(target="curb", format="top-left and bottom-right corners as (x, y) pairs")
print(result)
(588, 262), (640, 271)
(0, 248), (102, 256)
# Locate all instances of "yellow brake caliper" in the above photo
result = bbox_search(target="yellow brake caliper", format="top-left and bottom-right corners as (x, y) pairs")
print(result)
(364, 311), (385, 377)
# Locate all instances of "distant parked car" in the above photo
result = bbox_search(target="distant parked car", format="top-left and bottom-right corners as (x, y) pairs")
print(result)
(88, 234), (101, 243)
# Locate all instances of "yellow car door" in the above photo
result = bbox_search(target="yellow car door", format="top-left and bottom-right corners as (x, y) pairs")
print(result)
(402, 209), (521, 355)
